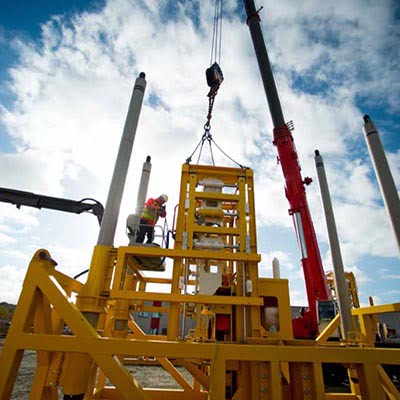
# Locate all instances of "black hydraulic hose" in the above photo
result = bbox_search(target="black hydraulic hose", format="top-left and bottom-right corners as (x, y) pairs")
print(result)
(73, 269), (89, 279)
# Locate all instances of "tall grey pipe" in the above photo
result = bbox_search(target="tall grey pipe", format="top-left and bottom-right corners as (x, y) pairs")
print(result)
(314, 150), (354, 339)
(127, 155), (152, 244)
(272, 257), (280, 279)
(363, 115), (400, 255)
(135, 155), (152, 217)
(97, 72), (147, 246)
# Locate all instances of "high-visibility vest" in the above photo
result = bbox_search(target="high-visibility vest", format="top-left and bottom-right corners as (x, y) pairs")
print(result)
(140, 198), (166, 226)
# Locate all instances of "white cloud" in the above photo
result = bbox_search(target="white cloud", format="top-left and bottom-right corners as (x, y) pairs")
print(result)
(0, 264), (26, 303)
(383, 275), (400, 280)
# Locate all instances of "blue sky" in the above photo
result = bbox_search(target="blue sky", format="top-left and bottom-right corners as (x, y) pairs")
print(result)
(0, 0), (399, 308)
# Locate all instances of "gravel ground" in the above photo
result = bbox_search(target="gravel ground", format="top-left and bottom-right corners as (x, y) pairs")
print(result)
(8, 350), (192, 399)
(11, 351), (36, 400)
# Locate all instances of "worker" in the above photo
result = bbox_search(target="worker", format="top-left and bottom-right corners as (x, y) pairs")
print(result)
(136, 194), (168, 244)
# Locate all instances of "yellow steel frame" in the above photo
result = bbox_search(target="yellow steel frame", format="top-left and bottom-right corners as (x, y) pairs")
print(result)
(1, 164), (400, 399)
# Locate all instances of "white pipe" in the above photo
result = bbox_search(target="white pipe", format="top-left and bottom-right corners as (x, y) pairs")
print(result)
(314, 150), (354, 339)
(363, 115), (400, 256)
(97, 73), (147, 246)
(135, 155), (152, 217)
(272, 257), (280, 279)
(127, 155), (152, 243)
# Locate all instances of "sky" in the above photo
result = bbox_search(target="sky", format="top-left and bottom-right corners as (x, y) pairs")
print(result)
(0, 0), (399, 309)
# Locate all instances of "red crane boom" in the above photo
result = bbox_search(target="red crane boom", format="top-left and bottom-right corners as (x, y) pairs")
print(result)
(243, 0), (330, 338)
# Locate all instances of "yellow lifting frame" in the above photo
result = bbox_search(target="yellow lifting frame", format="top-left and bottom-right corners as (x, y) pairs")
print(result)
(1, 163), (400, 399)
(1, 250), (400, 399)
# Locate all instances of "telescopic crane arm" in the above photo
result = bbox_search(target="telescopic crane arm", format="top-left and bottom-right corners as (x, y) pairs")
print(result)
(0, 187), (104, 225)
(243, 0), (330, 338)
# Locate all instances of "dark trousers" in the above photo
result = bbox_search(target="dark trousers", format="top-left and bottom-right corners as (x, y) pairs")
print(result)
(136, 222), (155, 244)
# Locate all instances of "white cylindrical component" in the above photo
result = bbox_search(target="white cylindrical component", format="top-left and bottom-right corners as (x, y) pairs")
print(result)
(363, 115), (400, 256)
(135, 155), (152, 217)
(193, 240), (224, 250)
(293, 212), (308, 259)
(127, 155), (152, 242)
(97, 73), (147, 246)
(272, 257), (280, 278)
(314, 150), (354, 338)
(246, 279), (253, 294)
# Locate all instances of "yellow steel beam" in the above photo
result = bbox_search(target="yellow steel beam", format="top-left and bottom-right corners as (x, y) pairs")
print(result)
(52, 269), (83, 295)
(95, 387), (208, 400)
(127, 319), (167, 341)
(144, 388), (207, 400)
(315, 314), (340, 344)
(209, 357), (225, 400)
(110, 290), (263, 306)
(0, 250), (45, 400)
(352, 303), (400, 315)
(14, 333), (400, 366)
(30, 293), (58, 400)
(377, 365), (400, 400)
(143, 277), (172, 284)
(92, 353), (150, 400)
(270, 361), (283, 400)
(178, 359), (210, 390)
(118, 246), (261, 262)
(92, 387), (121, 399)
(156, 357), (194, 393)
(356, 362), (386, 399)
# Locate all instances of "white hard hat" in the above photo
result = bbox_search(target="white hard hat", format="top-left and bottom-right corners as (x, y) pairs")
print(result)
(159, 194), (168, 202)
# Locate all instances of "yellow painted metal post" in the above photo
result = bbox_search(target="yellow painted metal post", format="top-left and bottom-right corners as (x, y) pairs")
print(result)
(209, 355), (225, 400)
(289, 362), (319, 400)
(0, 250), (49, 400)
(356, 363), (386, 399)
(269, 361), (284, 400)
(30, 293), (59, 400)
(60, 245), (113, 397)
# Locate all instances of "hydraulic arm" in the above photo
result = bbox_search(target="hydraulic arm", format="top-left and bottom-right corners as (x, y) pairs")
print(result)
(243, 0), (329, 338)
(0, 187), (104, 225)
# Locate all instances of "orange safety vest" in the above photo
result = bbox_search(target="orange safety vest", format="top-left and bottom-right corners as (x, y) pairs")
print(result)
(140, 198), (166, 226)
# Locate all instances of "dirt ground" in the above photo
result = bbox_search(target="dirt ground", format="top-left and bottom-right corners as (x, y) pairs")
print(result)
(9, 350), (191, 399)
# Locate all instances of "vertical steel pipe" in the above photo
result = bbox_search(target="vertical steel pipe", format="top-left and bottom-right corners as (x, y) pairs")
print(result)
(135, 155), (152, 217)
(314, 150), (354, 338)
(272, 257), (280, 279)
(97, 72), (147, 246)
(127, 155), (152, 244)
(363, 115), (400, 256)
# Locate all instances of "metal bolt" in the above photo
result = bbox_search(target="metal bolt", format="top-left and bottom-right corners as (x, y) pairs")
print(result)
(260, 373), (267, 378)
(303, 375), (309, 380)
(261, 387), (268, 393)
(304, 388), (310, 395)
